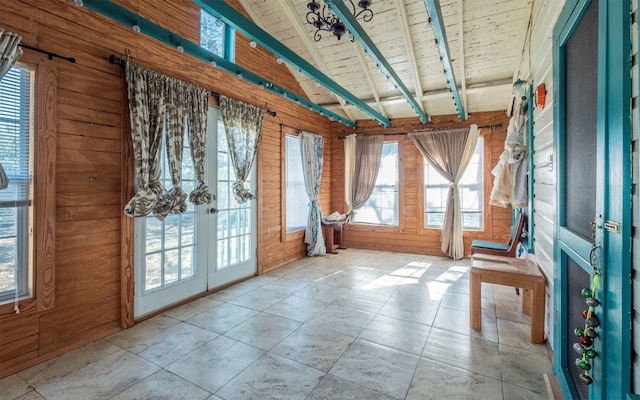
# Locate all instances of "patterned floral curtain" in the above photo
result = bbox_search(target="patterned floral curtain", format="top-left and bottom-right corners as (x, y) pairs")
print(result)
(0, 29), (23, 191)
(123, 62), (212, 219)
(300, 131), (326, 256)
(409, 125), (479, 260)
(219, 95), (266, 203)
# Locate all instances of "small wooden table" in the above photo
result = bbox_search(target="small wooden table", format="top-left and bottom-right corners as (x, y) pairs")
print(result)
(470, 255), (546, 343)
(322, 222), (346, 254)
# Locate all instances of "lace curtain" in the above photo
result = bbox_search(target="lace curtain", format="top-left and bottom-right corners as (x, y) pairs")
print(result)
(123, 61), (212, 219)
(219, 95), (266, 203)
(343, 134), (384, 222)
(300, 131), (326, 256)
(0, 29), (23, 191)
(409, 125), (479, 260)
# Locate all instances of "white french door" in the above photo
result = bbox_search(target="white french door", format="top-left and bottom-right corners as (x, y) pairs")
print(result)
(134, 107), (257, 317)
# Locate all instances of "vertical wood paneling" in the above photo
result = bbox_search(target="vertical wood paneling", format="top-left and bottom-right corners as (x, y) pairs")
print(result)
(34, 61), (57, 312)
(525, 0), (565, 348)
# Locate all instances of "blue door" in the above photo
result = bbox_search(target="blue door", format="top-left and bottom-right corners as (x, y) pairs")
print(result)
(553, 0), (631, 398)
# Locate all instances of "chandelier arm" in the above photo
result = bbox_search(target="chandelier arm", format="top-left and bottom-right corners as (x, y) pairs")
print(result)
(353, 8), (373, 22)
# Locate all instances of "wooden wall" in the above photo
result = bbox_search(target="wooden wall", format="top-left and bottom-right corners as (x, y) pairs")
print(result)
(328, 112), (514, 256)
(0, 0), (332, 377)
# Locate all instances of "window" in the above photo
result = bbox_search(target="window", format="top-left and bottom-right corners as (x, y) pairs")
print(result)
(353, 142), (399, 226)
(0, 65), (33, 304)
(139, 124), (197, 293)
(200, 10), (234, 61)
(424, 137), (484, 230)
(285, 134), (309, 232)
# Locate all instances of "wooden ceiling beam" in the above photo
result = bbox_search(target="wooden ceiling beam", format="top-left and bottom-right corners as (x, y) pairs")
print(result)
(325, 0), (430, 123)
(396, 0), (428, 118)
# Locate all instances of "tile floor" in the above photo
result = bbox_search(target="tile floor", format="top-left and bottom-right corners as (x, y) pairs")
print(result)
(2, 249), (553, 400)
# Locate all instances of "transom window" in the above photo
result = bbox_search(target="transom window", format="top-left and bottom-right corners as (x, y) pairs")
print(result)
(200, 10), (234, 61)
(285, 134), (309, 233)
(424, 137), (484, 230)
(0, 64), (33, 304)
(353, 141), (399, 226)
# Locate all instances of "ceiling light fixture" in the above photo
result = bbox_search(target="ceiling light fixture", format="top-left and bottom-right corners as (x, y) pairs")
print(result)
(305, 0), (373, 42)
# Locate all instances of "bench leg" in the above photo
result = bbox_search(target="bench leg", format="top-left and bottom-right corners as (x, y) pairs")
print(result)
(470, 270), (482, 331)
(530, 281), (546, 343)
(522, 288), (532, 315)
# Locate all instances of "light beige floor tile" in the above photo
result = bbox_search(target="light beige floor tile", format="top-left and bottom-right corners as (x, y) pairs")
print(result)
(497, 319), (548, 355)
(0, 374), (33, 399)
(224, 313), (302, 350)
(378, 295), (440, 326)
(422, 327), (502, 380)
(110, 370), (211, 400)
(227, 287), (290, 311)
(329, 339), (419, 399)
(105, 315), (180, 349)
(433, 305), (499, 343)
(13, 391), (46, 400)
(499, 344), (553, 393)
(307, 373), (397, 400)
(358, 315), (431, 355)
(306, 305), (374, 336)
(18, 340), (122, 387)
(215, 353), (324, 400)
(166, 335), (264, 393)
(186, 303), (257, 334)
(271, 324), (355, 371)
(496, 299), (532, 324)
(295, 282), (350, 303)
(35, 350), (159, 400)
(263, 294), (328, 322)
(131, 322), (218, 366)
(406, 358), (504, 400)
(162, 297), (222, 321)
(502, 381), (550, 399)
(330, 289), (390, 313)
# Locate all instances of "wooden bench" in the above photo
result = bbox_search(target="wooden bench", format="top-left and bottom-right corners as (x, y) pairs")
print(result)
(470, 254), (546, 343)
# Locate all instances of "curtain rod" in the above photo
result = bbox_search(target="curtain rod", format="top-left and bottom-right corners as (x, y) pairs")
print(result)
(108, 54), (276, 117)
(20, 44), (76, 63)
(338, 123), (504, 139)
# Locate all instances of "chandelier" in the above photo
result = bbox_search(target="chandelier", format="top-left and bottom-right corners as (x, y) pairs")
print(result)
(305, 0), (373, 42)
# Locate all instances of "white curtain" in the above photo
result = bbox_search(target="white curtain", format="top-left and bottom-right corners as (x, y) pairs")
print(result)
(343, 134), (384, 222)
(409, 125), (479, 260)
(0, 29), (23, 191)
(300, 131), (326, 256)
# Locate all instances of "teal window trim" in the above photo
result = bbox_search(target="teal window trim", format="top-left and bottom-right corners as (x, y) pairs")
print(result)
(224, 25), (235, 62)
(525, 84), (535, 253)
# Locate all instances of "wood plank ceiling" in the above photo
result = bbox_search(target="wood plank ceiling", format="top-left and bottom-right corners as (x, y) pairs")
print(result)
(237, 0), (533, 124)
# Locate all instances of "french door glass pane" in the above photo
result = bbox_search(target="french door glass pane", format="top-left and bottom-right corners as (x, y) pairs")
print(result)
(142, 126), (197, 293)
(217, 121), (252, 270)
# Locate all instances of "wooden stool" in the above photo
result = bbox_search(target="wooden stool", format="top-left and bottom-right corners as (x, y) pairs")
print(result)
(470, 255), (546, 343)
(322, 222), (346, 254)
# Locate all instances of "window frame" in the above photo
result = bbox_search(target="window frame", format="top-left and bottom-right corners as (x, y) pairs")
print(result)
(421, 135), (485, 232)
(0, 51), (57, 315)
(351, 140), (400, 227)
(0, 64), (32, 304)
(281, 130), (309, 238)
(200, 9), (235, 62)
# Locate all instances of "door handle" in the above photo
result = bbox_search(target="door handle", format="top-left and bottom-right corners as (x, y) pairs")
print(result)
(206, 207), (218, 214)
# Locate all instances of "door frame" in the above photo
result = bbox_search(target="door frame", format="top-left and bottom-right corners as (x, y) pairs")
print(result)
(552, 0), (631, 398)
